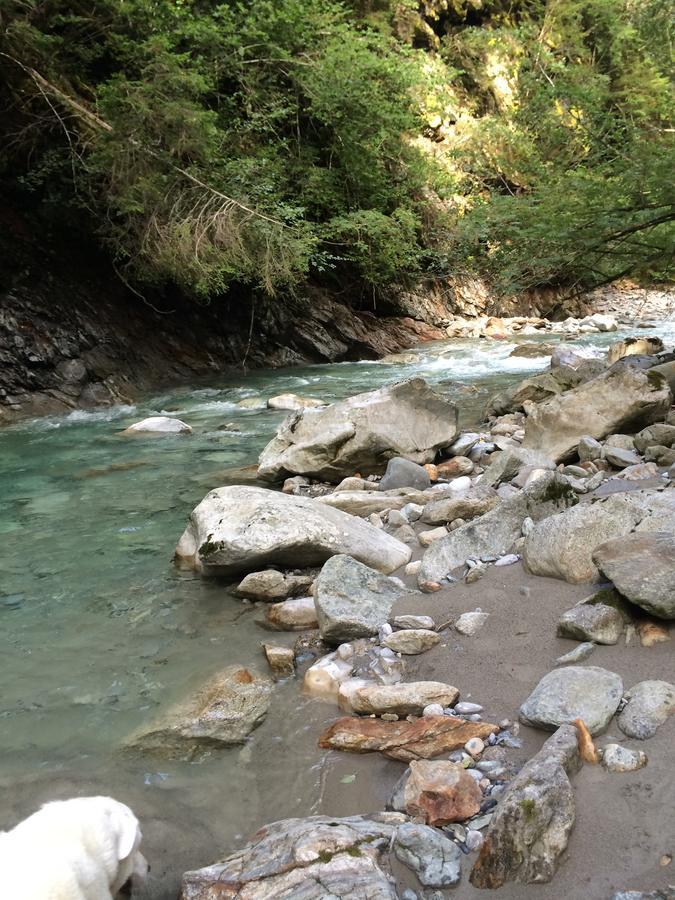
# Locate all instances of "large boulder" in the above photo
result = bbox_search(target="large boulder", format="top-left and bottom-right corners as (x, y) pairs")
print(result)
(393, 822), (462, 887)
(522, 495), (645, 584)
(470, 725), (580, 887)
(557, 590), (629, 644)
(126, 666), (271, 758)
(234, 569), (315, 601)
(257, 378), (459, 482)
(379, 457), (430, 491)
(519, 666), (623, 735)
(314, 555), (408, 644)
(593, 531), (675, 619)
(175, 486), (411, 577)
(481, 447), (555, 487)
(418, 473), (578, 586)
(522, 362), (672, 462)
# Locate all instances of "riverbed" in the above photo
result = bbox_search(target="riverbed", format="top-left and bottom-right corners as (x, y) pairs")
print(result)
(1, 322), (674, 897)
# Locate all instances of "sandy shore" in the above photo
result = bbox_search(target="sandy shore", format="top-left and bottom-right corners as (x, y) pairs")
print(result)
(320, 561), (674, 898)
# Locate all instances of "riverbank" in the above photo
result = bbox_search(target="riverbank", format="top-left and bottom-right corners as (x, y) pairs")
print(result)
(3, 212), (673, 425)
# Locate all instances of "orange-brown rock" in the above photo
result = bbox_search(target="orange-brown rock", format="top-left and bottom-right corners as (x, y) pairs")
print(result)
(637, 618), (671, 647)
(318, 715), (499, 761)
(424, 463), (439, 482)
(436, 456), (474, 479)
(404, 760), (482, 825)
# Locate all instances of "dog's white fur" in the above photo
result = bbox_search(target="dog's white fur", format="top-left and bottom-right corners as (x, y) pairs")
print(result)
(0, 796), (148, 899)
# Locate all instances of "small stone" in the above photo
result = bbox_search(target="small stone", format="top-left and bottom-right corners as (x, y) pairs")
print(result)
(384, 629), (441, 655)
(262, 644), (295, 679)
(555, 642), (596, 666)
(466, 829), (484, 852)
(601, 743), (647, 773)
(387, 508), (408, 528)
(455, 610), (489, 636)
(265, 596), (319, 630)
(394, 822), (462, 887)
(637, 619), (671, 647)
(402, 503), (424, 522)
(424, 463), (439, 482)
(420, 526), (448, 547)
(419, 580), (442, 593)
(424, 704), (445, 717)
(368, 512), (384, 528)
(465, 561), (488, 583)
(394, 615), (435, 630)
(455, 702), (484, 715)
(405, 559), (421, 576)
(519, 666), (624, 735)
(521, 516), (535, 536)
(603, 446), (641, 469)
(447, 475), (472, 493)
(437, 456), (474, 479)
(380, 457), (431, 492)
(578, 435), (603, 462)
(382, 712), (399, 722)
(465, 737), (485, 757)
(495, 554), (520, 567)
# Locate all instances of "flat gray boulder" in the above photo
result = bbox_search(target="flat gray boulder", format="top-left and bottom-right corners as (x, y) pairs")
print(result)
(314, 554), (408, 644)
(557, 590), (629, 644)
(617, 680), (675, 740)
(418, 473), (577, 585)
(522, 362), (672, 461)
(393, 822), (461, 888)
(126, 666), (271, 758)
(257, 378), (459, 482)
(470, 725), (580, 887)
(593, 531), (675, 619)
(523, 495), (645, 584)
(175, 486), (411, 577)
(519, 666), (623, 735)
(379, 457), (430, 491)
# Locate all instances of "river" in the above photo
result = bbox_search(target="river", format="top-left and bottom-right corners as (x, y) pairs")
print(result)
(1, 322), (673, 897)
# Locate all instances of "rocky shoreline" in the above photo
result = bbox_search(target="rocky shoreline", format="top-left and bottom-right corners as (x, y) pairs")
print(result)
(113, 327), (675, 898)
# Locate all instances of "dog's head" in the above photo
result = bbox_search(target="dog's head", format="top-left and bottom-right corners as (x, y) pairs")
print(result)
(96, 798), (148, 896)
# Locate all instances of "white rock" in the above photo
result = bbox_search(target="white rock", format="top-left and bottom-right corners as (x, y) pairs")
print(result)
(303, 652), (353, 700)
(124, 416), (192, 434)
(423, 703), (445, 717)
(405, 560), (421, 576)
(601, 743), (647, 773)
(465, 737), (485, 757)
(455, 610), (489, 636)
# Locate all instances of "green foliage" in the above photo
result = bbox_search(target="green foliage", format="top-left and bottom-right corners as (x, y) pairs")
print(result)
(0, 0), (672, 299)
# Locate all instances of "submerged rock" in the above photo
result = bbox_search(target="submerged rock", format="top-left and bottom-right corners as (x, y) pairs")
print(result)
(262, 644), (295, 680)
(127, 666), (272, 758)
(617, 680), (675, 740)
(257, 378), (459, 482)
(314, 555), (408, 644)
(346, 681), (459, 717)
(175, 486), (411, 577)
(519, 666), (623, 735)
(267, 393), (326, 411)
(593, 531), (675, 619)
(319, 715), (499, 761)
(522, 362), (672, 462)
(470, 725), (580, 888)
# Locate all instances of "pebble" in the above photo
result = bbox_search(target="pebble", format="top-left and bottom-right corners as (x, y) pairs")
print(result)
(404, 559), (421, 576)
(465, 737), (485, 757)
(521, 516), (535, 536)
(378, 623), (393, 641)
(469, 812), (494, 830)
(466, 713), (483, 722)
(444, 822), (467, 842)
(466, 830), (484, 852)
(387, 509), (408, 528)
(423, 703), (445, 717)
(466, 769), (483, 783)
(495, 553), (520, 567)
(555, 641), (596, 665)
(455, 610), (489, 635)
(336, 643), (354, 660)
(419, 580), (442, 593)
(381, 713), (399, 722)
(465, 563), (487, 584)
(368, 512), (384, 528)
(401, 502), (424, 522)
(447, 475), (472, 492)
(455, 702), (483, 715)
(393, 615), (435, 630)
(496, 730), (522, 748)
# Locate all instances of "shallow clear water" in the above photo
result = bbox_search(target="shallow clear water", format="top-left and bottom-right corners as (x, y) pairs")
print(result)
(1, 321), (673, 896)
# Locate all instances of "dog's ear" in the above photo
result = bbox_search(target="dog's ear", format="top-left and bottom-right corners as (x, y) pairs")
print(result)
(110, 803), (141, 861)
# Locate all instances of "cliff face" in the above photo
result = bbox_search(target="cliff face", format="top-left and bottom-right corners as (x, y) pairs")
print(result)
(0, 211), (595, 423)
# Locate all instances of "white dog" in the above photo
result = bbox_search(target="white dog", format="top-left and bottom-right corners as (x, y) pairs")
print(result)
(0, 796), (149, 899)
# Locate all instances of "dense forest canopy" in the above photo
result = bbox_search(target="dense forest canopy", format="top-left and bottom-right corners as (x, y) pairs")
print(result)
(1, 0), (673, 300)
